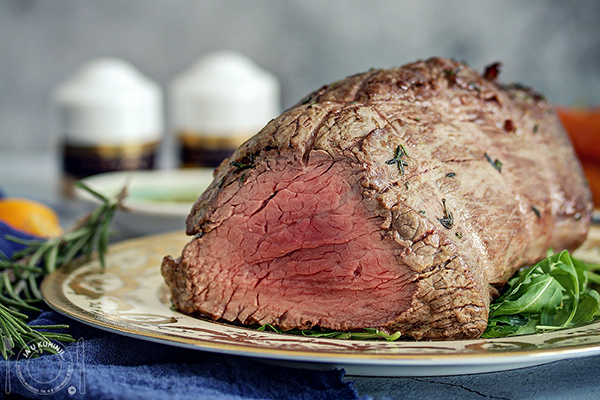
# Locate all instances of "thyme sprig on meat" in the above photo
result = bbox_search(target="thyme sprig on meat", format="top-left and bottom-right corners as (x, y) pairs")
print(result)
(485, 152), (503, 172)
(230, 160), (255, 172)
(438, 198), (454, 229)
(386, 145), (409, 175)
(231, 157), (256, 182)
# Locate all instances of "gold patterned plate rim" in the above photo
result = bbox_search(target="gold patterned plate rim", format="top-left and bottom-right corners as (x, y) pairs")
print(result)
(40, 228), (600, 376)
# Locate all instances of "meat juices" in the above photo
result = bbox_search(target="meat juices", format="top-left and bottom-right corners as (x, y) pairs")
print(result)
(162, 58), (592, 340)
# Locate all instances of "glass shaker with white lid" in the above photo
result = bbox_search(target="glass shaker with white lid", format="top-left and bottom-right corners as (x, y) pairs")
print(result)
(52, 58), (164, 195)
(170, 51), (280, 168)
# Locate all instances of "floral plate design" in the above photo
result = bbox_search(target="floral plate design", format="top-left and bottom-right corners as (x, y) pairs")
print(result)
(41, 228), (600, 377)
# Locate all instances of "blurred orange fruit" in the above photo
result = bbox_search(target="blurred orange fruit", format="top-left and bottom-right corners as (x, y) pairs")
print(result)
(557, 106), (600, 206)
(0, 198), (63, 238)
(557, 107), (600, 161)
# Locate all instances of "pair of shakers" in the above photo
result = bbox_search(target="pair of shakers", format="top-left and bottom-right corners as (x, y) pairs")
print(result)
(53, 52), (281, 195)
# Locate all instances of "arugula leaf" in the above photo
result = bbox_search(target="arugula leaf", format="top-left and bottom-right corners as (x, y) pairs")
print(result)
(490, 274), (563, 316)
(483, 250), (600, 338)
(572, 291), (600, 325)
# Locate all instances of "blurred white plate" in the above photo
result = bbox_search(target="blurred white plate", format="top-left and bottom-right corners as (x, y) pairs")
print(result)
(75, 169), (214, 236)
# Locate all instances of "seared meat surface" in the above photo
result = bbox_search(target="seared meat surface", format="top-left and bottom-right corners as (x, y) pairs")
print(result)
(162, 58), (591, 339)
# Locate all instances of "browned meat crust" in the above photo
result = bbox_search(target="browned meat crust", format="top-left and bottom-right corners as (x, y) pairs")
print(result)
(162, 57), (592, 340)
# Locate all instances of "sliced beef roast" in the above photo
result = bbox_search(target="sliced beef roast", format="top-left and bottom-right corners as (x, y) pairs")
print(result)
(162, 57), (592, 340)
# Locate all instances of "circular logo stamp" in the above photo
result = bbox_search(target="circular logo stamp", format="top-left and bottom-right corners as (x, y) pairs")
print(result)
(15, 340), (74, 395)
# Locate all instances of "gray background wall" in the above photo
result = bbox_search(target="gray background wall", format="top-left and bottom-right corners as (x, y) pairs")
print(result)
(1, 0), (599, 156)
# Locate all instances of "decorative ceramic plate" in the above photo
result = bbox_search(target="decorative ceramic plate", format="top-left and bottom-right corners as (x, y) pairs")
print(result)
(41, 228), (600, 377)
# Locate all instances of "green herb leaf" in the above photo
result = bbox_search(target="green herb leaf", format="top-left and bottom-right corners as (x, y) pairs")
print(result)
(572, 291), (600, 326)
(483, 250), (600, 338)
(490, 274), (563, 316)
(437, 198), (454, 229)
(484, 153), (503, 172)
(230, 159), (255, 172)
(385, 145), (409, 175)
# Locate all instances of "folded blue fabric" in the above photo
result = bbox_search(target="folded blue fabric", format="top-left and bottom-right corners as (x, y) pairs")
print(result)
(0, 221), (365, 400)
(0, 219), (39, 258)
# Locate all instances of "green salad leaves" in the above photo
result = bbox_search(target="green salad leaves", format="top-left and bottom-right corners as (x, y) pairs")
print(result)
(483, 250), (600, 338)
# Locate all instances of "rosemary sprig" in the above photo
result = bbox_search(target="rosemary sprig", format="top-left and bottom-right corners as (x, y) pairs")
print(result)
(0, 306), (74, 359)
(0, 181), (125, 359)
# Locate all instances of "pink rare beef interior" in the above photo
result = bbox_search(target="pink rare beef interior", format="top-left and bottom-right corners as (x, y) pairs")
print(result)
(166, 152), (415, 331)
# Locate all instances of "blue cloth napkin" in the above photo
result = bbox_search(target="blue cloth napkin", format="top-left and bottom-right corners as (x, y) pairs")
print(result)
(0, 219), (38, 258)
(0, 220), (365, 400)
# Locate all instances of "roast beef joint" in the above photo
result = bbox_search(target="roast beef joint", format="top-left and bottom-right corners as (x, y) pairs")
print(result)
(162, 57), (592, 340)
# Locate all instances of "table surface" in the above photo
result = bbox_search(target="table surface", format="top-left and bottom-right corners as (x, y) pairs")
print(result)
(2, 150), (600, 400)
